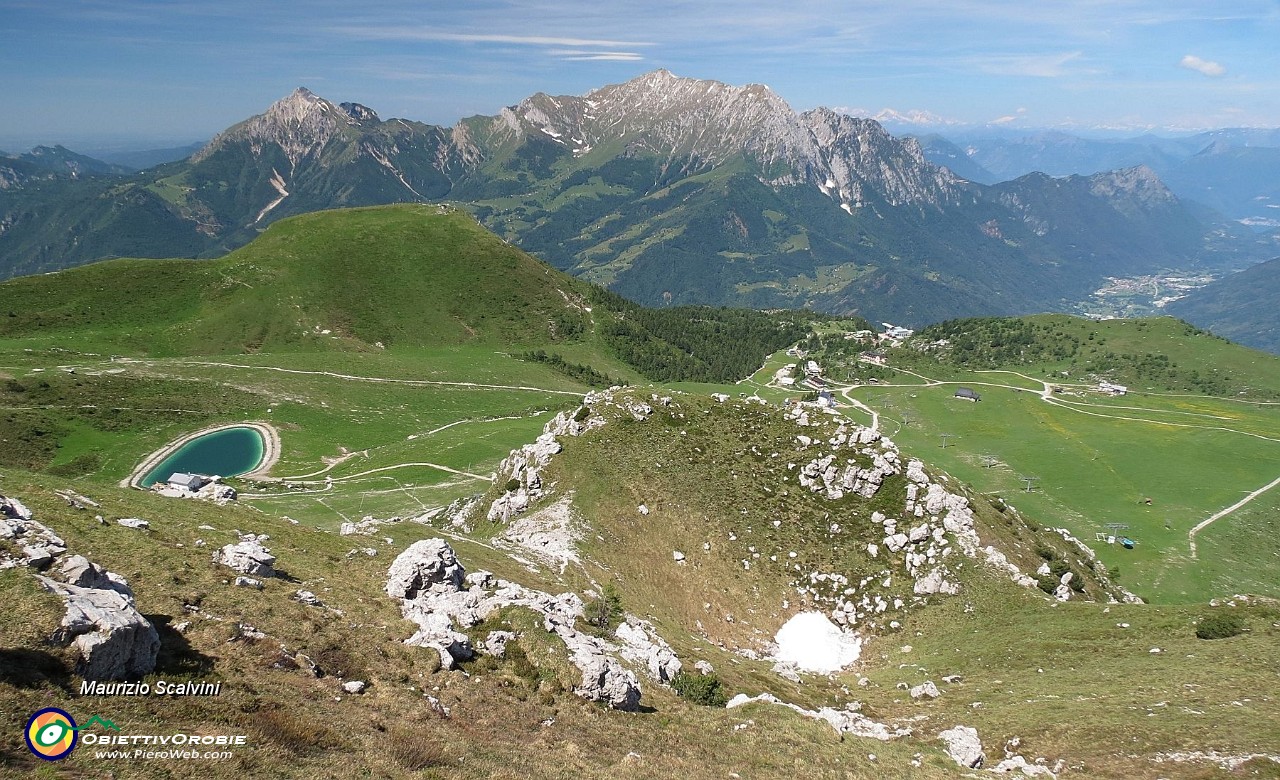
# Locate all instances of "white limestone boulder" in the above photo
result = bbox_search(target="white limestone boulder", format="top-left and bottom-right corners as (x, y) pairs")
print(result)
(37, 577), (159, 680)
(384, 539), (464, 600)
(939, 725), (986, 768)
(615, 618), (682, 683)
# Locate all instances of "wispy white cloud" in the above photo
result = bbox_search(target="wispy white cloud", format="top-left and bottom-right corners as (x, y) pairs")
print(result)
(1179, 54), (1226, 77)
(340, 28), (654, 48)
(971, 51), (1086, 78)
(550, 50), (644, 61)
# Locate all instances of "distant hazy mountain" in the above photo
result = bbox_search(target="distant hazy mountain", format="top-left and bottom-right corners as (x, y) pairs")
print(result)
(1168, 257), (1280, 353)
(949, 131), (1183, 181)
(10, 145), (133, 177)
(1158, 144), (1280, 228)
(0, 71), (1272, 325)
(920, 128), (1280, 226)
(912, 135), (998, 183)
(92, 141), (206, 171)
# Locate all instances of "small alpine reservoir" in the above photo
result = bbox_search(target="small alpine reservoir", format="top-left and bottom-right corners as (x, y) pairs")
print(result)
(140, 426), (267, 487)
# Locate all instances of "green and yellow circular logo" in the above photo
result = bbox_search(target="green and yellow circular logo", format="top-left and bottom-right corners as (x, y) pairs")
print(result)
(25, 708), (78, 761)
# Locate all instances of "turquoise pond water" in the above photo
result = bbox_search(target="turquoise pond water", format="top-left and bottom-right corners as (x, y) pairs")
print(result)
(140, 427), (265, 487)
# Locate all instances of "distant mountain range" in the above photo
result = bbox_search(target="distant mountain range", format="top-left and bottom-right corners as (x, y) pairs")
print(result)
(2, 70), (1276, 326)
(914, 129), (1280, 227)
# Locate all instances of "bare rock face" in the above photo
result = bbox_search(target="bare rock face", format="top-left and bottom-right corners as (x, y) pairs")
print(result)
(214, 538), (276, 578)
(386, 538), (643, 710)
(384, 538), (464, 600)
(939, 725), (986, 768)
(615, 618), (683, 683)
(37, 577), (159, 680)
(574, 651), (642, 711)
(55, 554), (134, 599)
(194, 87), (348, 167)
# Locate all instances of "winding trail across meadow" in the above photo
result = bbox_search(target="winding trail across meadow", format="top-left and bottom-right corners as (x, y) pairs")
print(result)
(167, 360), (585, 396)
(762, 361), (1280, 557)
(1187, 474), (1280, 559)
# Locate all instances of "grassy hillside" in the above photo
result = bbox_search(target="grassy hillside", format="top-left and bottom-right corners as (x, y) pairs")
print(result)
(0, 204), (591, 355)
(3, 206), (1278, 777)
(911, 315), (1280, 398)
(0, 204), (807, 379)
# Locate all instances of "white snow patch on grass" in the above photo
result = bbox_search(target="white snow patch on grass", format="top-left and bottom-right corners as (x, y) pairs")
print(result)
(773, 611), (862, 674)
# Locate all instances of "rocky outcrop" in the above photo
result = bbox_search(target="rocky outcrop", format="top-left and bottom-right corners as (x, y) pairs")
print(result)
(990, 755), (1057, 777)
(1, 504), (66, 570)
(486, 394), (621, 523)
(55, 554), (134, 599)
(293, 589), (323, 607)
(385, 538), (643, 709)
(1053, 572), (1074, 602)
(910, 680), (941, 699)
(615, 618), (682, 683)
(213, 535), (276, 578)
(38, 577), (160, 680)
(1, 494), (34, 521)
(939, 725), (986, 768)
(384, 538), (464, 600)
(984, 547), (1039, 590)
(494, 497), (581, 574)
(480, 630), (516, 657)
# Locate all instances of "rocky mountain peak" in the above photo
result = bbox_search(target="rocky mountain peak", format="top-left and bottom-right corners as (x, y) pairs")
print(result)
(493, 70), (801, 166)
(490, 71), (960, 209)
(1087, 165), (1177, 207)
(340, 101), (380, 123)
(798, 108), (963, 208)
(193, 87), (355, 166)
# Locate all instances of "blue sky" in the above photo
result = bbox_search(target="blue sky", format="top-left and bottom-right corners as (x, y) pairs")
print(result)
(2, 0), (1278, 150)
